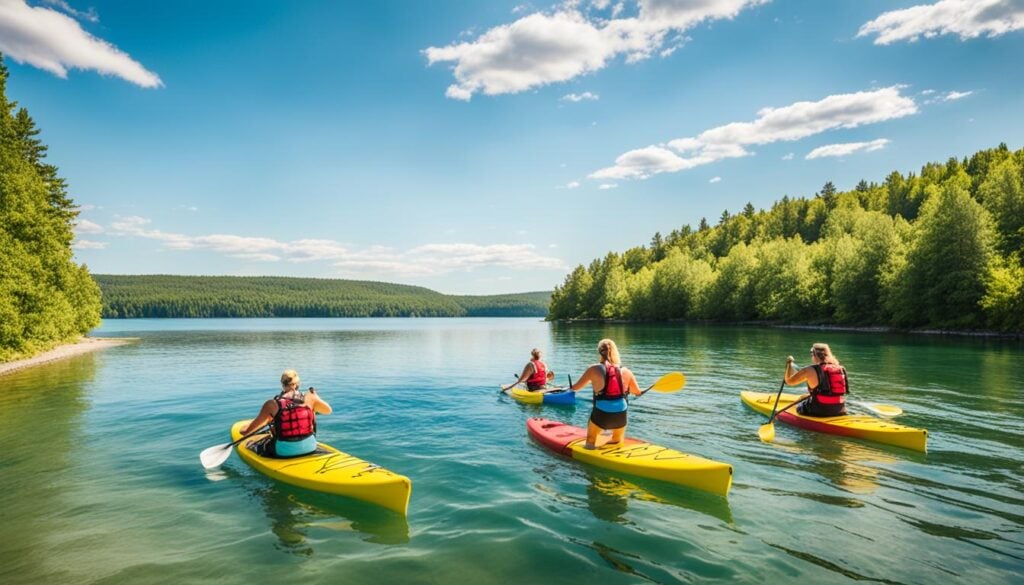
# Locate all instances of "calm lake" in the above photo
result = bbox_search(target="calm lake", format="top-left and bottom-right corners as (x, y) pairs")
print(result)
(2, 318), (1021, 584)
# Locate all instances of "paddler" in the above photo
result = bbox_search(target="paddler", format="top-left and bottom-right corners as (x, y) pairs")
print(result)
(568, 339), (642, 449)
(784, 343), (849, 416)
(502, 348), (556, 392)
(241, 369), (333, 457)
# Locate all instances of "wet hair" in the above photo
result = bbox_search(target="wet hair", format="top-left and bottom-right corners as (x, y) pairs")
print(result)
(597, 339), (621, 366)
(811, 343), (839, 365)
(531, 348), (542, 359)
(280, 369), (300, 388)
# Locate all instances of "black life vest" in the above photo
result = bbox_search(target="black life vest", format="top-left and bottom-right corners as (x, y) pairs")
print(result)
(272, 391), (316, 440)
(811, 364), (848, 404)
(526, 359), (547, 390)
(595, 364), (625, 401)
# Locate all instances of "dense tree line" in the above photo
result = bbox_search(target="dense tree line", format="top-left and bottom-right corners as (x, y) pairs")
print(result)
(549, 144), (1024, 332)
(0, 59), (101, 361)
(94, 275), (550, 318)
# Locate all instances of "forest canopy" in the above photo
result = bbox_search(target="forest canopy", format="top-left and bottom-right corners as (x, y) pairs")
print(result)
(548, 144), (1024, 333)
(93, 274), (551, 318)
(0, 59), (102, 361)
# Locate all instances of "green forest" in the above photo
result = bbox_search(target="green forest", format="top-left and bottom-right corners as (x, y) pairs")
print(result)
(0, 60), (101, 361)
(94, 275), (550, 318)
(549, 144), (1024, 333)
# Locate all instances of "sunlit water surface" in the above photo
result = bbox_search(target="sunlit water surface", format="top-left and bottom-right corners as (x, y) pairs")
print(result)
(1, 318), (1021, 584)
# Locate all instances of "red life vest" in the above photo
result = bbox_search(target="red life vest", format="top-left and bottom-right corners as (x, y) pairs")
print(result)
(811, 364), (848, 405)
(596, 364), (625, 401)
(527, 359), (547, 390)
(273, 392), (316, 440)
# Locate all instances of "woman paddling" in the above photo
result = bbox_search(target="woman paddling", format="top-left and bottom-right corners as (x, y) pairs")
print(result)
(568, 339), (642, 449)
(784, 343), (848, 417)
(241, 369), (333, 457)
(502, 348), (556, 392)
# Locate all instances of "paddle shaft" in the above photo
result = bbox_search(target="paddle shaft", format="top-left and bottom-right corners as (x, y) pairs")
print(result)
(768, 394), (810, 423)
(226, 424), (269, 449)
(765, 378), (787, 422)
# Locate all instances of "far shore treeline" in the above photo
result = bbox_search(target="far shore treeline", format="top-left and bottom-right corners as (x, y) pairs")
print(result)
(549, 144), (1024, 333)
(93, 275), (551, 318)
(0, 60), (101, 362)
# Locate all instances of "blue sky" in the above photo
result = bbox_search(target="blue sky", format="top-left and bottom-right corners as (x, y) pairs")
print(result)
(2, 0), (1022, 294)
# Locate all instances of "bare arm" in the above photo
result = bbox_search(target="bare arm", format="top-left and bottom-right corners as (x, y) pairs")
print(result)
(502, 362), (536, 392)
(569, 365), (602, 393)
(241, 400), (276, 435)
(783, 356), (818, 387)
(308, 388), (332, 415)
(621, 368), (642, 396)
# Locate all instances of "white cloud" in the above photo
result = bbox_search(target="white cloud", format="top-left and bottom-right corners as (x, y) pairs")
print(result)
(561, 91), (600, 102)
(42, 0), (98, 23)
(424, 0), (766, 100)
(805, 138), (890, 160)
(0, 0), (161, 87)
(73, 239), (107, 249)
(104, 215), (565, 277)
(565, 180), (581, 189)
(858, 0), (1024, 45)
(598, 183), (618, 189)
(709, 176), (722, 183)
(590, 86), (917, 180)
(73, 218), (103, 234)
(782, 152), (794, 160)
(940, 89), (973, 101)
(923, 89), (975, 104)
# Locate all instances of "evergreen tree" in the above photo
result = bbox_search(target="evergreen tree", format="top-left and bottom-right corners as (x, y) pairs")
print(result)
(891, 172), (996, 328)
(0, 57), (101, 360)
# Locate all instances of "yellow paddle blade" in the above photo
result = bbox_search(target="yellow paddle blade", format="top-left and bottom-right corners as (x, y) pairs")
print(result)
(649, 371), (686, 393)
(758, 422), (776, 443)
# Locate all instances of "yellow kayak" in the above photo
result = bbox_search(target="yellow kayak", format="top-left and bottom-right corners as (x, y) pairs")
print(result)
(509, 386), (576, 405)
(230, 420), (412, 515)
(528, 418), (733, 497)
(740, 391), (927, 452)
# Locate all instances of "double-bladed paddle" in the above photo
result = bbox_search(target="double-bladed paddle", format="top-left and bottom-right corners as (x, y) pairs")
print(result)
(758, 388), (809, 443)
(199, 425), (268, 470)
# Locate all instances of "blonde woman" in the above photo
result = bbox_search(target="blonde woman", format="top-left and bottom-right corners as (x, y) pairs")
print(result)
(241, 369), (333, 457)
(569, 339), (642, 449)
(783, 343), (849, 417)
(502, 348), (556, 393)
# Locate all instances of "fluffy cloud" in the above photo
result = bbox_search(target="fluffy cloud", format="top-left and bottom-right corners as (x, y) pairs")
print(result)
(709, 176), (722, 183)
(565, 180), (581, 188)
(424, 0), (766, 100)
(598, 183), (618, 189)
(102, 216), (565, 277)
(805, 138), (890, 160)
(0, 0), (161, 87)
(73, 239), (107, 249)
(561, 91), (600, 102)
(858, 0), (1024, 45)
(591, 86), (917, 180)
(73, 218), (103, 234)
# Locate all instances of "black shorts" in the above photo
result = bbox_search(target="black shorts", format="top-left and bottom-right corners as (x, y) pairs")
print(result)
(527, 382), (545, 390)
(797, 397), (847, 417)
(590, 407), (627, 430)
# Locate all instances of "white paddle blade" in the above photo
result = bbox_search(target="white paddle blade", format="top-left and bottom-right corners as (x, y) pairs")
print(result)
(199, 443), (233, 470)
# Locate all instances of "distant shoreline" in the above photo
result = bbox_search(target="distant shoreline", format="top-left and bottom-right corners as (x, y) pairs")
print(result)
(554, 319), (1022, 339)
(0, 337), (136, 378)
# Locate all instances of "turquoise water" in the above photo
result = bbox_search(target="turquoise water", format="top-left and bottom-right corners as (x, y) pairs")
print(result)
(1, 318), (1022, 584)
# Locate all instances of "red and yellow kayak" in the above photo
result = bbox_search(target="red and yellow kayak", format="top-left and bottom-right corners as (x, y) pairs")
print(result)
(527, 418), (733, 497)
(740, 391), (927, 452)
